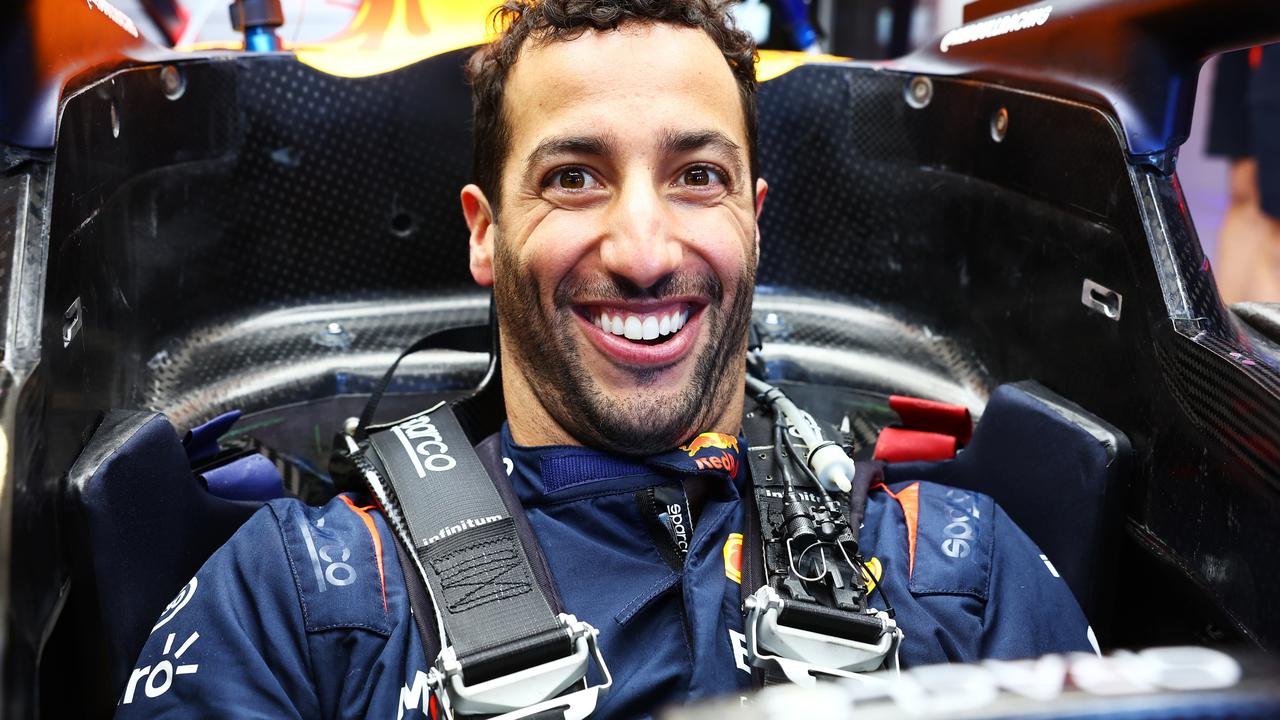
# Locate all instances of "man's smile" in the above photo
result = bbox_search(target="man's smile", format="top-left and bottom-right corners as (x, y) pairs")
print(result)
(573, 300), (706, 367)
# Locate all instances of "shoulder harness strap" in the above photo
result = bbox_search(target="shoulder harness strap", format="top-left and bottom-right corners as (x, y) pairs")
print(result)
(337, 324), (611, 720)
(354, 404), (611, 720)
(739, 380), (904, 686)
(340, 324), (901, 714)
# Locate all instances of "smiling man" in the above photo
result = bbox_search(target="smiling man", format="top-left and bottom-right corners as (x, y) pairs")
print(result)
(117, 2), (1096, 718)
(461, 6), (764, 457)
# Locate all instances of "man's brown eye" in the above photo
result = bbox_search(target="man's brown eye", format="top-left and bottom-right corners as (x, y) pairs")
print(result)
(685, 168), (710, 186)
(560, 170), (585, 189)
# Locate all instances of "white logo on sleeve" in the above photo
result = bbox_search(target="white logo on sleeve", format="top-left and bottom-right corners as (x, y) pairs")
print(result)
(729, 630), (751, 673)
(120, 631), (200, 705)
(398, 670), (434, 719)
(941, 489), (977, 559)
(1039, 554), (1061, 578)
(151, 577), (198, 633)
(298, 518), (358, 592)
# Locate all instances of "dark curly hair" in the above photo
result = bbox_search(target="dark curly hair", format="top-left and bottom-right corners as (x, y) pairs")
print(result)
(466, 0), (758, 209)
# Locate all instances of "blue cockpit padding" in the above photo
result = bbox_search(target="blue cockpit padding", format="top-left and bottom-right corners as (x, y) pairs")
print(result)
(183, 409), (242, 464)
(884, 382), (1129, 629)
(69, 411), (264, 693)
(202, 453), (286, 501)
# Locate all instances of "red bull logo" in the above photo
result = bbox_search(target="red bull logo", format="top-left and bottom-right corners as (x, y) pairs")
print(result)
(694, 451), (739, 479)
(723, 533), (743, 584)
(681, 432), (739, 457)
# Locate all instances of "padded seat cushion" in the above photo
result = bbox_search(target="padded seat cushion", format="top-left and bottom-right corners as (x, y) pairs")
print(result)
(884, 381), (1129, 629)
(68, 411), (265, 690)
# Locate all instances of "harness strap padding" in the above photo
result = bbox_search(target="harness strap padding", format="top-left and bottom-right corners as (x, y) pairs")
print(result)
(739, 414), (768, 691)
(742, 407), (795, 593)
(873, 426), (957, 463)
(742, 405), (864, 591)
(777, 601), (885, 644)
(888, 395), (973, 445)
(368, 404), (571, 685)
(741, 396), (878, 685)
(473, 431), (566, 614)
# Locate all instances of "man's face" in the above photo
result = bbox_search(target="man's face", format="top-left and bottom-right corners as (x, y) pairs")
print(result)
(462, 23), (767, 454)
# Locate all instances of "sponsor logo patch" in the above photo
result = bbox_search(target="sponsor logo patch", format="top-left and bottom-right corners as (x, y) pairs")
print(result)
(940, 488), (978, 559)
(398, 670), (439, 719)
(694, 450), (739, 479)
(392, 413), (458, 476)
(862, 556), (882, 594)
(120, 631), (200, 705)
(665, 502), (690, 553)
(729, 629), (751, 673)
(298, 518), (358, 592)
(940, 4), (1053, 53)
(723, 533), (743, 583)
(423, 514), (504, 546)
(151, 577), (197, 633)
(681, 432), (739, 457)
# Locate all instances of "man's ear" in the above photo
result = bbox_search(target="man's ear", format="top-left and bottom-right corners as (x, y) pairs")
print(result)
(753, 177), (768, 259)
(461, 184), (497, 287)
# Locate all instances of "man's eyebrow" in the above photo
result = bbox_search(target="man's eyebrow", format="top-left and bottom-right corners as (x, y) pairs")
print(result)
(524, 135), (614, 170)
(661, 130), (745, 178)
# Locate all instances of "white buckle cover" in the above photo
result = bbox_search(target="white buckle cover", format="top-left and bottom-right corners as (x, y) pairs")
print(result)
(744, 586), (903, 686)
(431, 613), (612, 720)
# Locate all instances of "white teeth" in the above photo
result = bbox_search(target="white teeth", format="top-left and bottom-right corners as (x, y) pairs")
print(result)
(624, 316), (643, 340)
(593, 308), (690, 341)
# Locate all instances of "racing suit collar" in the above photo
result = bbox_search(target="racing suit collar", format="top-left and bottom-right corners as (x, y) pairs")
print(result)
(500, 424), (748, 505)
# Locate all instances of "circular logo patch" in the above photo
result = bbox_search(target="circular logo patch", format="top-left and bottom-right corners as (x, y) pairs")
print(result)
(151, 577), (198, 633)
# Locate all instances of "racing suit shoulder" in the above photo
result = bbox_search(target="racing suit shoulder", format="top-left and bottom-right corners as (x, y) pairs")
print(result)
(116, 495), (422, 719)
(115, 502), (321, 718)
(268, 494), (396, 635)
(862, 481), (1094, 666)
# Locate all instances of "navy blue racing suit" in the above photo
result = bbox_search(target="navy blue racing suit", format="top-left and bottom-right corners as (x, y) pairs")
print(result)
(115, 425), (1095, 719)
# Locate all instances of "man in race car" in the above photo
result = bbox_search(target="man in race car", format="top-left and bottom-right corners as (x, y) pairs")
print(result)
(117, 1), (1096, 717)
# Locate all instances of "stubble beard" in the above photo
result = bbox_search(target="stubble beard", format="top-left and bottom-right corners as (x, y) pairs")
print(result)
(493, 237), (755, 456)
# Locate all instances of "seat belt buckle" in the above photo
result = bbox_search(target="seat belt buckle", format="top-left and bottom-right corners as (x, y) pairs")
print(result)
(430, 613), (613, 720)
(744, 585), (903, 686)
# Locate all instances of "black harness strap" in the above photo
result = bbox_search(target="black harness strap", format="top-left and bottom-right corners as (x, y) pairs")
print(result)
(740, 398), (879, 684)
(391, 521), (442, 664)
(365, 404), (571, 685)
(364, 376), (881, 699)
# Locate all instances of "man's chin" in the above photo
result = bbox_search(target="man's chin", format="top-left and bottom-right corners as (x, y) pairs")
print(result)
(583, 356), (692, 390)
(559, 386), (712, 455)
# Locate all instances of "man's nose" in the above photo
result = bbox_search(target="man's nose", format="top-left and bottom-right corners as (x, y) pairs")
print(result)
(599, 183), (683, 290)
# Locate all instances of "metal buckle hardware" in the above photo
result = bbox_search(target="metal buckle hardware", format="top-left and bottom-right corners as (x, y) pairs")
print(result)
(430, 613), (612, 720)
(744, 586), (903, 687)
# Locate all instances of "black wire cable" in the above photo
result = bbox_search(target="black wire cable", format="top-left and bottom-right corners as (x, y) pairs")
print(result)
(861, 558), (895, 619)
(773, 419), (798, 493)
(780, 425), (835, 505)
